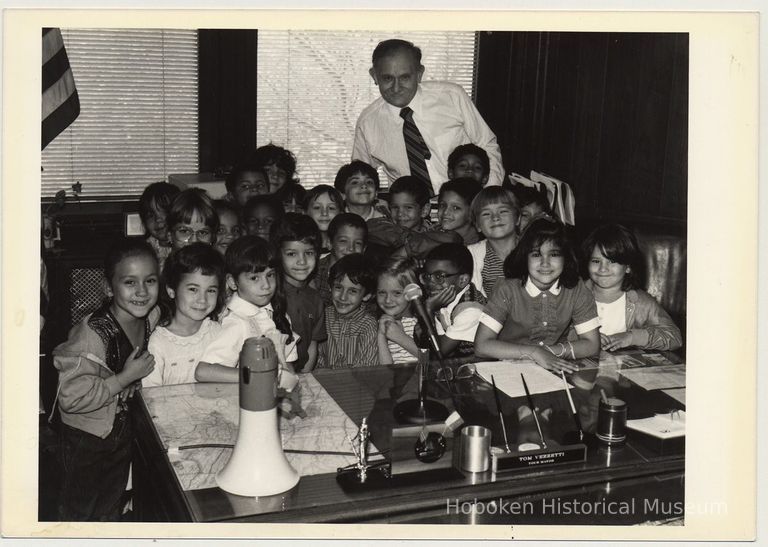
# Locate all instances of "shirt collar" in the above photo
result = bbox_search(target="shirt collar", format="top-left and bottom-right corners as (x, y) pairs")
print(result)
(449, 285), (470, 307)
(332, 303), (369, 322)
(228, 292), (273, 317)
(345, 204), (374, 221)
(524, 277), (561, 297)
(284, 282), (306, 295)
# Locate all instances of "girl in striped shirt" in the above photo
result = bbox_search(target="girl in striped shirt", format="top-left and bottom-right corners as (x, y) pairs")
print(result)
(467, 186), (522, 297)
(376, 258), (420, 365)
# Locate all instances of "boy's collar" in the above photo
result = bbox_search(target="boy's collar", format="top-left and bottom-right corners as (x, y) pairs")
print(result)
(524, 278), (561, 297)
(345, 203), (375, 220)
(284, 277), (309, 291)
(448, 284), (471, 306)
(229, 293), (273, 316)
(333, 302), (369, 320)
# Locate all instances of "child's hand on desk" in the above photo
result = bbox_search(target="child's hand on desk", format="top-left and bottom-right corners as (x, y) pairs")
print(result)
(531, 347), (580, 373)
(601, 332), (634, 352)
(277, 365), (299, 392)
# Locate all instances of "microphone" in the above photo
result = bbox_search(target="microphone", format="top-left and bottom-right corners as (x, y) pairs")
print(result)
(404, 283), (443, 361)
(391, 284), (452, 425)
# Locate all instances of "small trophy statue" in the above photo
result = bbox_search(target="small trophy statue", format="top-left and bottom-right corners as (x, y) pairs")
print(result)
(337, 418), (390, 485)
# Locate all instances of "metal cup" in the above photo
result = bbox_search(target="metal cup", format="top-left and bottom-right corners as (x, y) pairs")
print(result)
(460, 425), (491, 472)
(596, 397), (627, 445)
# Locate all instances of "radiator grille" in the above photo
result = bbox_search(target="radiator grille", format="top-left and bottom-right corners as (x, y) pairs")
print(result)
(69, 267), (106, 326)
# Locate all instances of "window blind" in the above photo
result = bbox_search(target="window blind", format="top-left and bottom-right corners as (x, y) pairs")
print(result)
(41, 29), (198, 199)
(256, 30), (478, 188)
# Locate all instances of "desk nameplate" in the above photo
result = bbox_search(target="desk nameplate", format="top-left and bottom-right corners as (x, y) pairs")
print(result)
(491, 443), (587, 473)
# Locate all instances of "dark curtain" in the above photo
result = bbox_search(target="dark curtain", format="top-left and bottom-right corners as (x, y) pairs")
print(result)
(475, 31), (688, 226)
(198, 29), (259, 173)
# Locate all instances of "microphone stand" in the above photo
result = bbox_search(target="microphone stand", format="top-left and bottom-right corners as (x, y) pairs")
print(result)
(393, 338), (454, 425)
(393, 284), (459, 425)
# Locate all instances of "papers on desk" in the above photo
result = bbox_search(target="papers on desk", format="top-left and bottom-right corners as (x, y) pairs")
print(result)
(618, 364), (686, 391)
(627, 411), (686, 439)
(662, 388), (686, 406)
(474, 360), (567, 398)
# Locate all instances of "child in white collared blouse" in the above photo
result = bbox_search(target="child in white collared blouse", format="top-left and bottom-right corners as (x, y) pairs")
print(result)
(196, 235), (299, 388)
(474, 217), (600, 372)
(144, 243), (225, 387)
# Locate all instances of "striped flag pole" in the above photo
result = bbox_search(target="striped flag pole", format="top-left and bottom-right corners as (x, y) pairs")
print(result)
(42, 28), (80, 150)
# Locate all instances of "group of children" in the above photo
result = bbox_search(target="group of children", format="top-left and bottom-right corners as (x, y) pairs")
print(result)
(51, 142), (683, 521)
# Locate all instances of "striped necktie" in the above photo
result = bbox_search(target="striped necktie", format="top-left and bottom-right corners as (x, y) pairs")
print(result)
(399, 107), (431, 187)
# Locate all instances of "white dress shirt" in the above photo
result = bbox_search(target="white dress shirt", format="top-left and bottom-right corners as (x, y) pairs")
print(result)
(144, 318), (222, 387)
(434, 285), (485, 342)
(352, 81), (504, 194)
(199, 293), (299, 367)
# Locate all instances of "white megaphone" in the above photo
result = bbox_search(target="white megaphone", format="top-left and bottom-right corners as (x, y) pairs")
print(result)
(216, 337), (300, 497)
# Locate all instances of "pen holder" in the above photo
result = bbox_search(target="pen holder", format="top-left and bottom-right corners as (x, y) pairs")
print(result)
(596, 397), (627, 445)
(459, 425), (491, 473)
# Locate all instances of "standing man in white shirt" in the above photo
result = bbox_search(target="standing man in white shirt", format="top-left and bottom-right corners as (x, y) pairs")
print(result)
(352, 39), (504, 196)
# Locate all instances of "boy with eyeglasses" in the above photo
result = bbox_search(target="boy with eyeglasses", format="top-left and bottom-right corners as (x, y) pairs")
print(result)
(166, 188), (220, 252)
(422, 243), (486, 357)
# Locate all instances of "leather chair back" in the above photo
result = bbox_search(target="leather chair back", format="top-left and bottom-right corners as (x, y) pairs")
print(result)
(635, 228), (686, 329)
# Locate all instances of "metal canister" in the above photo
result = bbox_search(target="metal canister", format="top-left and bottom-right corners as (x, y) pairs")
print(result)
(460, 425), (491, 472)
(596, 397), (627, 445)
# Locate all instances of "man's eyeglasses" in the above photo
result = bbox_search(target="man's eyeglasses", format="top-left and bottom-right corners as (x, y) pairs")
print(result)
(420, 271), (461, 284)
(173, 226), (213, 242)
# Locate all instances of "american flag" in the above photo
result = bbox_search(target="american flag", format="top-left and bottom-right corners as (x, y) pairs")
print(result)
(42, 28), (80, 150)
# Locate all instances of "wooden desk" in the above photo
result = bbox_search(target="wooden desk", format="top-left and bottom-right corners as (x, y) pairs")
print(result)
(133, 354), (685, 524)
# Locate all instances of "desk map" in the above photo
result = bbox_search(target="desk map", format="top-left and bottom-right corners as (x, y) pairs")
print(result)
(142, 374), (368, 491)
